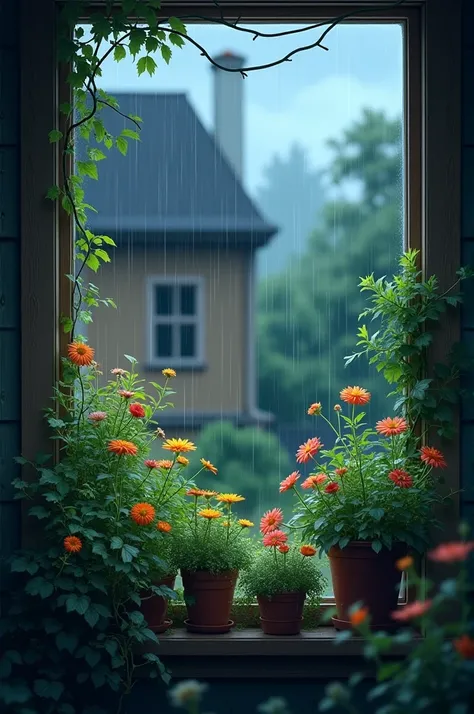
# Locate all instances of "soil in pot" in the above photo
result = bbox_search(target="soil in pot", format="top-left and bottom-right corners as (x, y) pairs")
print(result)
(329, 541), (407, 630)
(182, 569), (238, 633)
(139, 575), (176, 634)
(257, 592), (306, 635)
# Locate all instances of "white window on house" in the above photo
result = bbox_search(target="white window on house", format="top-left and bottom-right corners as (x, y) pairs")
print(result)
(147, 277), (205, 369)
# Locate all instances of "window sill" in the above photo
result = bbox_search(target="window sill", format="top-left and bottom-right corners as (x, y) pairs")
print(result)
(144, 363), (208, 373)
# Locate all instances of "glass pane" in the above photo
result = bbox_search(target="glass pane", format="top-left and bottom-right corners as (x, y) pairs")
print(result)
(154, 285), (173, 316)
(155, 324), (173, 358)
(180, 324), (196, 358)
(180, 285), (196, 316)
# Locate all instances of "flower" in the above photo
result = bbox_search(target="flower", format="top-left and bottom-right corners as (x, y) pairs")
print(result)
(64, 535), (82, 554)
(130, 502), (156, 526)
(428, 541), (474, 562)
(108, 439), (138, 456)
(396, 555), (414, 571)
(334, 404), (342, 412)
(144, 459), (160, 469)
(391, 600), (432, 621)
(453, 635), (474, 659)
(296, 437), (323, 464)
(263, 530), (288, 548)
(118, 389), (135, 399)
(308, 402), (322, 416)
(278, 544), (290, 554)
(238, 519), (254, 528)
(221, 521), (231, 528)
(300, 545), (317, 557)
(67, 341), (94, 367)
(376, 416), (408, 437)
(155, 427), (166, 439)
(302, 473), (327, 489)
(279, 471), (300, 493)
(324, 481), (340, 494)
(157, 521), (172, 533)
(157, 459), (174, 470)
(187, 488), (206, 497)
(177, 455), (189, 467)
(201, 490), (218, 499)
(129, 402), (145, 418)
(163, 438), (196, 454)
(335, 467), (348, 477)
(420, 445), (447, 468)
(111, 368), (126, 376)
(260, 508), (284, 534)
(88, 411), (107, 422)
(340, 386), (371, 405)
(162, 368), (176, 378)
(350, 607), (368, 626)
(388, 469), (413, 488)
(169, 680), (208, 708)
(216, 493), (245, 504)
(198, 508), (222, 520)
(200, 458), (218, 474)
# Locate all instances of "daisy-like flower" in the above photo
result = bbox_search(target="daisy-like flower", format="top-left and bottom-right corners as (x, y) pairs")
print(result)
(108, 439), (138, 456)
(144, 459), (160, 470)
(88, 411), (107, 422)
(388, 469), (413, 488)
(420, 445), (447, 468)
(307, 402), (322, 416)
(335, 467), (348, 477)
(238, 519), (254, 528)
(162, 368), (176, 378)
(333, 404), (342, 412)
(156, 521), (172, 533)
(118, 389), (135, 400)
(325, 481), (340, 494)
(396, 555), (414, 571)
(221, 521), (231, 528)
(263, 530), (288, 548)
(260, 507), (284, 534)
(169, 680), (208, 708)
(340, 386), (371, 406)
(68, 341), (94, 367)
(177, 455), (189, 467)
(157, 459), (174, 470)
(129, 402), (145, 418)
(279, 471), (300, 493)
(296, 437), (323, 464)
(201, 490), (218, 499)
(198, 508), (222, 520)
(376, 416), (408, 437)
(64, 535), (82, 554)
(300, 545), (317, 557)
(200, 458), (218, 474)
(350, 607), (369, 627)
(130, 502), (156, 526)
(111, 368), (126, 376)
(453, 635), (474, 659)
(216, 493), (245, 504)
(391, 600), (432, 621)
(163, 438), (196, 454)
(302, 473), (327, 489)
(187, 488), (206, 498)
(428, 541), (474, 563)
(278, 544), (290, 554)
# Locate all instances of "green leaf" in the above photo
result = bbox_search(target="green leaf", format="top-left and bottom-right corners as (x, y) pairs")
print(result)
(161, 44), (172, 64)
(65, 594), (90, 615)
(110, 536), (123, 550)
(114, 45), (126, 62)
(121, 544), (139, 563)
(371, 539), (382, 553)
(88, 147), (106, 162)
(0, 682), (32, 704)
(77, 161), (98, 180)
(94, 248), (110, 263)
(25, 577), (54, 599)
(84, 607), (100, 628)
(55, 630), (78, 654)
(136, 55), (157, 76)
(92, 542), (107, 558)
(168, 16), (187, 34)
(121, 128), (140, 140)
(369, 508), (385, 521)
(48, 129), (63, 143)
(169, 33), (185, 48)
(46, 185), (61, 200)
(115, 136), (128, 156)
(34, 679), (64, 701)
(101, 235), (117, 246)
(85, 253), (100, 272)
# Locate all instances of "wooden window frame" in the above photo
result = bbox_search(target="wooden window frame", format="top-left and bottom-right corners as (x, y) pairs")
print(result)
(20, 0), (461, 673)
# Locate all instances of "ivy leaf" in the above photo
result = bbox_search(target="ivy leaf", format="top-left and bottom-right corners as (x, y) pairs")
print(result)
(168, 17), (187, 34)
(46, 185), (61, 200)
(84, 607), (100, 628)
(92, 542), (107, 558)
(25, 577), (54, 599)
(55, 630), (78, 654)
(121, 544), (139, 563)
(77, 161), (98, 180)
(34, 679), (64, 701)
(115, 136), (128, 156)
(121, 128), (140, 140)
(110, 536), (123, 550)
(48, 129), (63, 143)
(136, 55), (157, 76)
(169, 33), (185, 48)
(371, 540), (383, 553)
(114, 45), (126, 62)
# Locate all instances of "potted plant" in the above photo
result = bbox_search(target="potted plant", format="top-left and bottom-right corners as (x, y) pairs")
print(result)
(240, 510), (326, 635)
(173, 489), (254, 633)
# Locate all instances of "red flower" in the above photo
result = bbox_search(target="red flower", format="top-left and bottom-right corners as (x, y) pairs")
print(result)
(428, 541), (474, 563)
(453, 635), (474, 659)
(335, 467), (348, 477)
(64, 535), (82, 554)
(350, 607), (369, 626)
(260, 508), (284, 534)
(388, 469), (413, 488)
(376, 416), (408, 437)
(278, 545), (290, 554)
(420, 446), (447, 468)
(279, 471), (300, 493)
(156, 521), (172, 533)
(324, 482), (340, 494)
(296, 437), (323, 464)
(300, 545), (317, 557)
(129, 402), (145, 418)
(391, 600), (432, 621)
(144, 459), (160, 469)
(263, 530), (288, 548)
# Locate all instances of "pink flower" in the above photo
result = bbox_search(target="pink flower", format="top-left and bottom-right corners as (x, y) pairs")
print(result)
(279, 471), (300, 493)
(296, 437), (323, 464)
(88, 411), (107, 422)
(263, 530), (288, 548)
(391, 600), (432, 621)
(428, 541), (474, 563)
(260, 508), (284, 535)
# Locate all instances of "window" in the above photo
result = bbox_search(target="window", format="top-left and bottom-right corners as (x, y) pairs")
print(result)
(147, 277), (205, 368)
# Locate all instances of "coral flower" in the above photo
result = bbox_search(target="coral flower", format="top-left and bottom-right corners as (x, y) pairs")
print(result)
(333, 404), (342, 412)
(260, 507), (284, 534)
(263, 530), (288, 548)
(129, 402), (145, 418)
(187, 488), (206, 497)
(300, 545), (317, 557)
(108, 439), (138, 457)
(64, 535), (82, 554)
(118, 389), (135, 399)
(200, 458), (218, 474)
(111, 367), (127, 376)
(238, 519), (254, 528)
(162, 368), (176, 378)
(296, 437), (323, 464)
(177, 455), (189, 467)
(350, 607), (369, 627)
(198, 508), (222, 520)
(156, 521), (172, 533)
(391, 600), (432, 621)
(453, 635), (474, 659)
(163, 438), (196, 454)
(278, 544), (290, 554)
(144, 459), (160, 470)
(88, 411), (107, 422)
(216, 493), (245, 504)
(279, 471), (300, 493)
(130, 502), (155, 526)
(376, 416), (408, 437)
(388, 469), (413, 488)
(68, 341), (94, 367)
(157, 459), (174, 470)
(325, 482), (340, 494)
(340, 386), (371, 406)
(396, 555), (414, 571)
(307, 402), (322, 416)
(201, 490), (218, 499)
(335, 467), (348, 477)
(420, 446), (447, 468)
(428, 541), (474, 563)
(302, 473), (327, 489)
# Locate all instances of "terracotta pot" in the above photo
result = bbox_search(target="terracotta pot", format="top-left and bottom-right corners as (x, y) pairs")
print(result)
(257, 592), (306, 635)
(139, 575), (176, 633)
(328, 541), (407, 631)
(182, 569), (238, 633)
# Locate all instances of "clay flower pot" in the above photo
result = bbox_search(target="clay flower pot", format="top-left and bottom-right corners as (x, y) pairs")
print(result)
(139, 575), (176, 633)
(328, 541), (407, 630)
(181, 569), (238, 633)
(257, 592), (306, 635)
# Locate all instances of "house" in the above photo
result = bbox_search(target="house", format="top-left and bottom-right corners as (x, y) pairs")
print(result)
(86, 52), (277, 435)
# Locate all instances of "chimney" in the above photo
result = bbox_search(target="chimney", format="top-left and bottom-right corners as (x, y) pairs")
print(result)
(211, 50), (245, 181)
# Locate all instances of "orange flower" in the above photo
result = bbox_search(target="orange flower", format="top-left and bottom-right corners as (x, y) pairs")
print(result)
(260, 507), (284, 534)
(187, 488), (206, 497)
(88, 411), (107, 422)
(333, 404), (342, 412)
(200, 458), (218, 474)
(156, 521), (172, 533)
(307, 402), (322, 416)
(198, 508), (222, 520)
(68, 341), (94, 367)
(111, 368), (127, 376)
(216, 493), (245, 504)
(453, 635), (474, 659)
(300, 545), (317, 557)
(177, 455), (189, 467)
(64, 535), (82, 554)
(118, 389), (135, 399)
(144, 459), (160, 469)
(376, 416), (408, 437)
(396, 555), (414, 571)
(238, 519), (254, 528)
(278, 544), (290, 554)
(279, 471), (300, 493)
(302, 473), (327, 489)
(263, 530), (288, 548)
(428, 541), (474, 563)
(420, 446), (447, 468)
(129, 402), (145, 418)
(163, 438), (196, 454)
(388, 469), (413, 488)
(296, 437), (323, 464)
(340, 386), (371, 406)
(391, 600), (432, 621)
(335, 467), (348, 477)
(108, 439), (138, 456)
(162, 368), (176, 378)
(325, 482), (340, 494)
(130, 502), (155, 526)
(201, 490), (218, 499)
(157, 459), (174, 470)
(350, 607), (369, 627)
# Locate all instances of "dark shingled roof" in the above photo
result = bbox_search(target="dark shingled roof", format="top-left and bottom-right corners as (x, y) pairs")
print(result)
(86, 93), (277, 249)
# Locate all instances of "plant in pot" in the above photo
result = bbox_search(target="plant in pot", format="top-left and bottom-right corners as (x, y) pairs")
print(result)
(239, 510), (326, 635)
(172, 488), (254, 633)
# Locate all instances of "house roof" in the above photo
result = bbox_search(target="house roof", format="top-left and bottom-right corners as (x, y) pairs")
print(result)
(86, 92), (277, 249)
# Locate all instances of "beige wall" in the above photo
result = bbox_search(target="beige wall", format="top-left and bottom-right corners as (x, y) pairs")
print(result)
(88, 246), (249, 414)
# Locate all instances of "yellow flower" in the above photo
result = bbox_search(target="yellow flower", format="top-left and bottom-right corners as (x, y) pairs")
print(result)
(198, 508), (222, 520)
(177, 455), (189, 467)
(162, 368), (176, 378)
(216, 493), (245, 504)
(221, 521), (231, 528)
(238, 519), (254, 528)
(163, 438), (196, 454)
(200, 458), (218, 474)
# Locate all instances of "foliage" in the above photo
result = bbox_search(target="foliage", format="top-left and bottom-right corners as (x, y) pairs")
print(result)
(346, 249), (474, 438)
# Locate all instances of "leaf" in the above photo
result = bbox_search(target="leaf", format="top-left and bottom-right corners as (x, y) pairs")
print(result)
(65, 594), (90, 615)
(34, 679), (64, 701)
(92, 542), (107, 557)
(84, 608), (100, 628)
(55, 630), (78, 654)
(46, 185), (60, 200)
(136, 55), (157, 76)
(110, 536), (123, 550)
(85, 253), (100, 272)
(115, 136), (128, 156)
(25, 577), (54, 599)
(77, 161), (98, 180)
(169, 33), (185, 48)
(121, 544), (139, 563)
(371, 539), (382, 553)
(114, 45), (126, 62)
(121, 128), (140, 140)
(161, 44), (172, 64)
(48, 129), (63, 143)
(369, 508), (385, 521)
